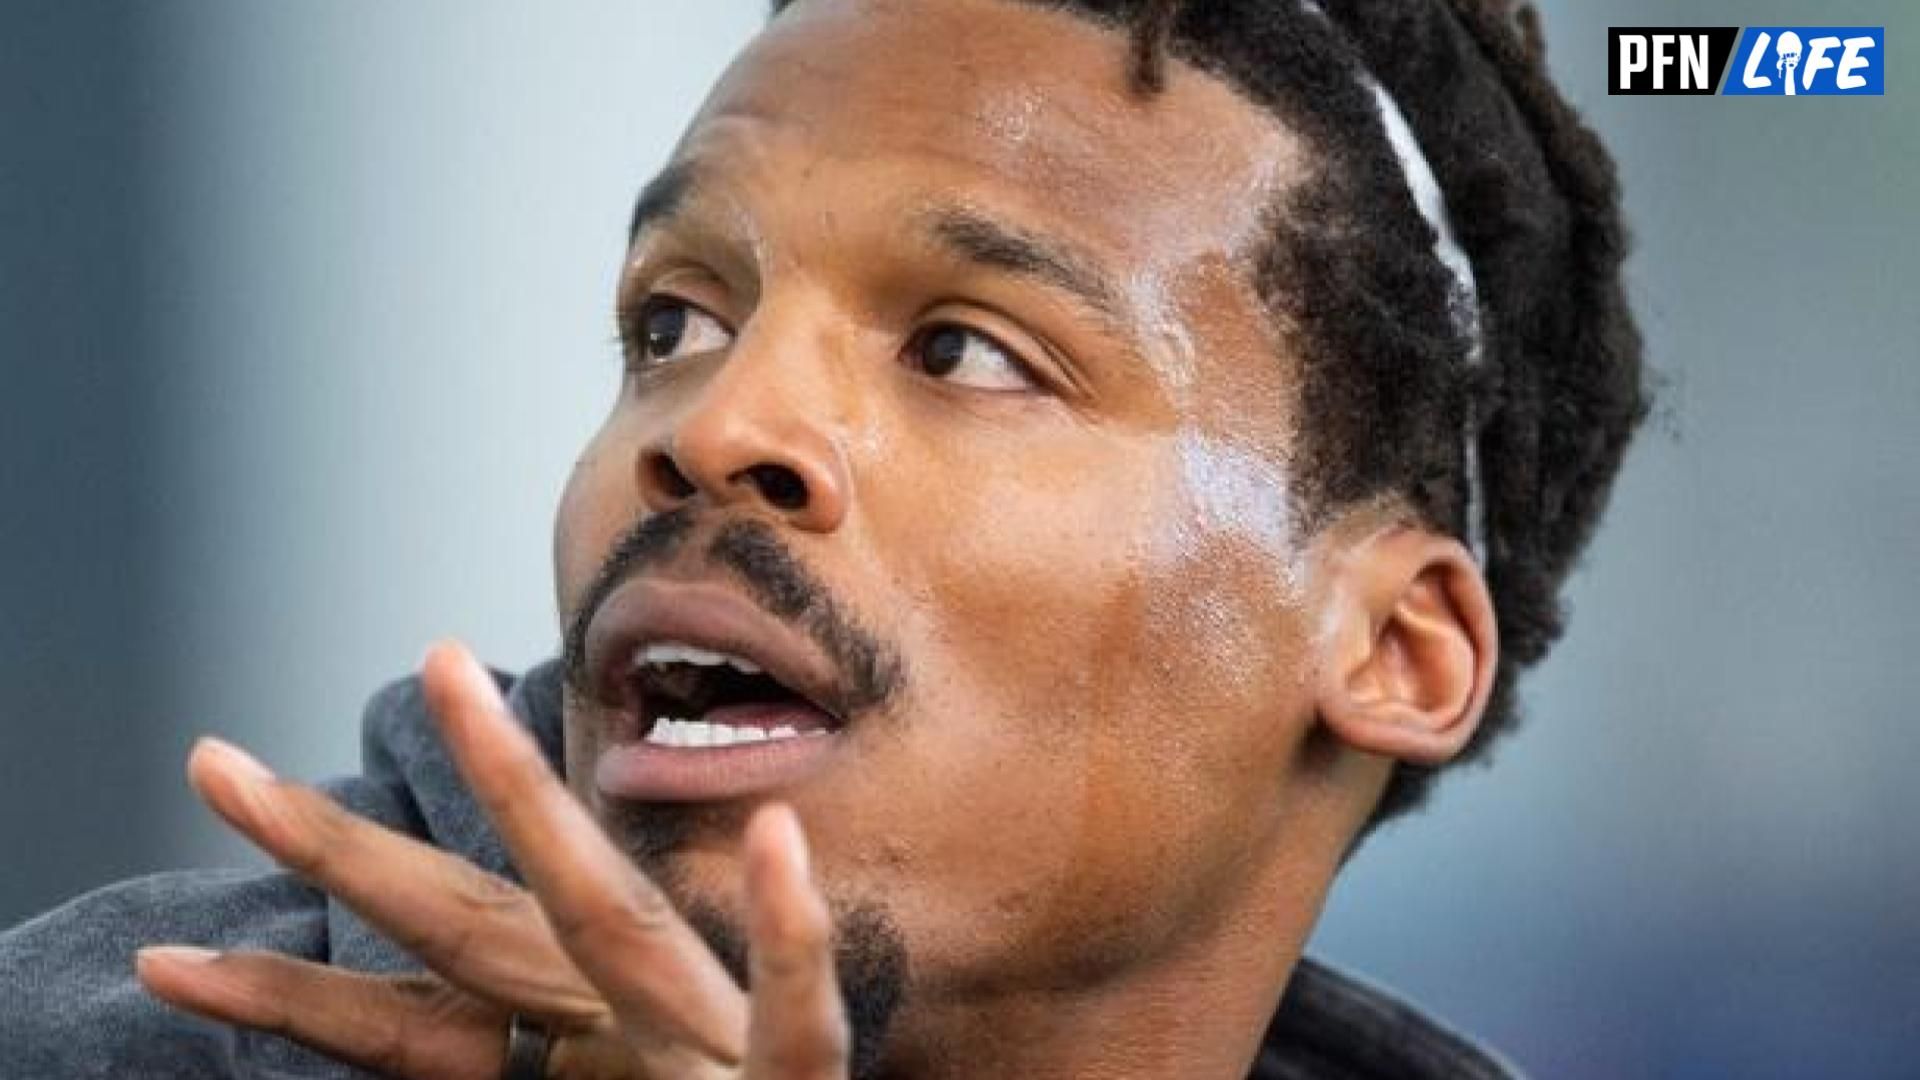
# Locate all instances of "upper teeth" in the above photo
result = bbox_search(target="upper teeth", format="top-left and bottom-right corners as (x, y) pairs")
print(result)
(645, 718), (819, 749)
(635, 641), (763, 675)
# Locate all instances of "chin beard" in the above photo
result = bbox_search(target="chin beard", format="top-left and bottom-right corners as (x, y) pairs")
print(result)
(605, 801), (910, 1079)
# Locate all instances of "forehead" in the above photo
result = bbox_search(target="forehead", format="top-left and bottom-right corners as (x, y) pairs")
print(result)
(669, 0), (1308, 277)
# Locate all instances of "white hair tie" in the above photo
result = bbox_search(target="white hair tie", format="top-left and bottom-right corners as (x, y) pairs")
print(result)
(1302, 0), (1489, 559)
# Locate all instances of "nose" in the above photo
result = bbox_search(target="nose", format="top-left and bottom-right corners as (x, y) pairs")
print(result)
(636, 334), (852, 534)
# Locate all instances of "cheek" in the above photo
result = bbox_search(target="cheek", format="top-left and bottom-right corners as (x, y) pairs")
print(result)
(884, 430), (1163, 737)
(856, 429), (1315, 978)
(552, 420), (642, 622)
(1143, 431), (1315, 711)
(901, 430), (1310, 767)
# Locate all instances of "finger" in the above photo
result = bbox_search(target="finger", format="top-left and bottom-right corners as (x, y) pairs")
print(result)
(744, 805), (849, 1079)
(184, 737), (608, 1028)
(137, 946), (502, 1080)
(422, 641), (750, 1063)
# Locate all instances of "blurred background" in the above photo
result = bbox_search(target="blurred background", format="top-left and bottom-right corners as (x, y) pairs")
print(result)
(2, 1), (1914, 1076)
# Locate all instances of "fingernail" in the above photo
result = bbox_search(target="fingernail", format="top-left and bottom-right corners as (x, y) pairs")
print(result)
(426, 640), (501, 701)
(141, 945), (221, 965)
(194, 737), (275, 784)
(420, 638), (453, 671)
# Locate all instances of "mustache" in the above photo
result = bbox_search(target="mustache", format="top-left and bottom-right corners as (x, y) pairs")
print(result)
(561, 507), (904, 719)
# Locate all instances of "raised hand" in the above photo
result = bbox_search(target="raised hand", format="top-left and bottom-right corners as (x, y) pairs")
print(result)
(137, 642), (850, 1080)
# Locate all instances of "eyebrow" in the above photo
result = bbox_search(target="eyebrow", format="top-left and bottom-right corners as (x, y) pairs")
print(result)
(624, 172), (1131, 331)
(922, 206), (1129, 329)
(627, 160), (698, 244)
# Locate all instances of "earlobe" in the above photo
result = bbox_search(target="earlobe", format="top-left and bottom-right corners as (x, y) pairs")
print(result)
(1314, 528), (1498, 768)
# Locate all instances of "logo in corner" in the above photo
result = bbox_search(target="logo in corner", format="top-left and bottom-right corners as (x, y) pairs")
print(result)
(1609, 26), (1884, 96)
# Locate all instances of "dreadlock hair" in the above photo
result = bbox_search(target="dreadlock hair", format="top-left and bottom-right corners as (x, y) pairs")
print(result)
(767, 0), (1649, 830)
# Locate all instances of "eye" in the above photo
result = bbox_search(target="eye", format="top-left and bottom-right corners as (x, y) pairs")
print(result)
(627, 297), (732, 367)
(904, 324), (1036, 392)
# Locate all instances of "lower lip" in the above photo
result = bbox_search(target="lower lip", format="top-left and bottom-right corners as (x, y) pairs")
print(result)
(595, 703), (844, 802)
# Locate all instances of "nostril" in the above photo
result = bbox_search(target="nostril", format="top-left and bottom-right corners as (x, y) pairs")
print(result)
(649, 454), (697, 500)
(742, 463), (808, 510)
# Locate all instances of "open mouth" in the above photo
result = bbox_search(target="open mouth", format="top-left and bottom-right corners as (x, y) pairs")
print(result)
(583, 577), (860, 801)
(626, 641), (841, 749)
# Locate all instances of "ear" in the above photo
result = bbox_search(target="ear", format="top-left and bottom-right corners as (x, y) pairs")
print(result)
(1314, 527), (1498, 767)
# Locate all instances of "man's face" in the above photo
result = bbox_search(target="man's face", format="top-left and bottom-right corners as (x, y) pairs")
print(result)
(554, 0), (1334, 1010)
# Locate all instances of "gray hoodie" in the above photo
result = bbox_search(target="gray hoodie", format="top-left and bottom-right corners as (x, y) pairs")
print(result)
(0, 660), (1519, 1079)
